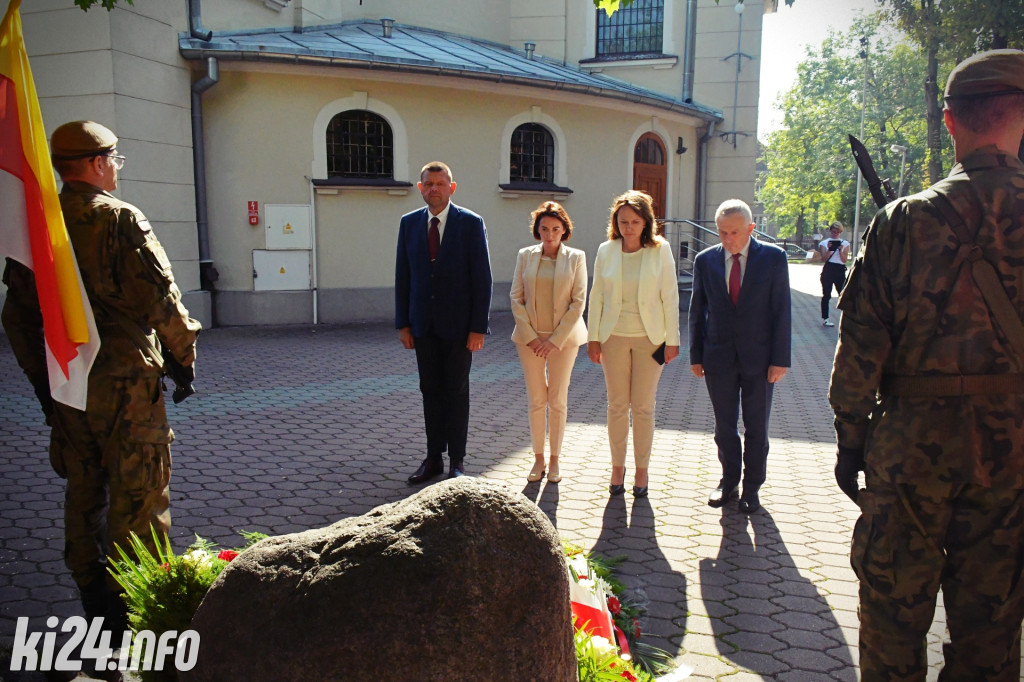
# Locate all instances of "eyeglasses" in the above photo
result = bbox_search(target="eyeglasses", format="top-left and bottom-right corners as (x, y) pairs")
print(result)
(105, 154), (126, 170)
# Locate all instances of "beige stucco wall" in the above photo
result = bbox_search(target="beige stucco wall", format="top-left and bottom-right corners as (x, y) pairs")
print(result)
(202, 0), (511, 42)
(19, 0), (210, 323)
(5, 0), (767, 327)
(199, 62), (702, 324)
(559, 0), (764, 219)
(511, 0), (569, 64)
(692, 1), (764, 216)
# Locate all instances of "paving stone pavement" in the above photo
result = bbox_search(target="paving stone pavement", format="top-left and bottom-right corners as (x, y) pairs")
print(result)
(1, 263), (1020, 681)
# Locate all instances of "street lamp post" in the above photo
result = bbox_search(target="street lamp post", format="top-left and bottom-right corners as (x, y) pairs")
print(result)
(890, 144), (908, 197)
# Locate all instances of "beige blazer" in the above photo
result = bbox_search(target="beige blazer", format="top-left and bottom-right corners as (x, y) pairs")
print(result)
(510, 242), (588, 350)
(587, 236), (680, 346)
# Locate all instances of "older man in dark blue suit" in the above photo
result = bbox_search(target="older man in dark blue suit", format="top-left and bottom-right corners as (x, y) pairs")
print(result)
(396, 161), (493, 483)
(689, 199), (791, 513)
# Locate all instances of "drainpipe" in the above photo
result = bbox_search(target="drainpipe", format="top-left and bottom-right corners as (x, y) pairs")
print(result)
(697, 120), (716, 222)
(188, 0), (217, 300)
(682, 0), (697, 102)
(188, 0), (213, 41)
(191, 57), (219, 296)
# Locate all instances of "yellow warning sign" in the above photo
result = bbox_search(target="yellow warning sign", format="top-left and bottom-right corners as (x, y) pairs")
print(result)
(284, 223), (293, 234)
(280, 267), (286, 274)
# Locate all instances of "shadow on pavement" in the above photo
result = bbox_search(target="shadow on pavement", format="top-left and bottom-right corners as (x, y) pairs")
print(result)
(700, 510), (856, 680)
(590, 495), (687, 667)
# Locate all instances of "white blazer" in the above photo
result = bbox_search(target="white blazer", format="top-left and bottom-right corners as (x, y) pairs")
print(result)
(510, 242), (588, 350)
(587, 236), (680, 346)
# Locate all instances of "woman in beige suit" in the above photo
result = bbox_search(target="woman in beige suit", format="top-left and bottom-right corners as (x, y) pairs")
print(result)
(588, 190), (679, 497)
(511, 201), (588, 484)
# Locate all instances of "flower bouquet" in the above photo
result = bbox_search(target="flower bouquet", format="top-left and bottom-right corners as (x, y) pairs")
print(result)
(107, 528), (266, 682)
(564, 542), (679, 681)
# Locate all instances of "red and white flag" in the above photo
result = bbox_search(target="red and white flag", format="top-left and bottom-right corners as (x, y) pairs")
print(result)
(0, 0), (98, 410)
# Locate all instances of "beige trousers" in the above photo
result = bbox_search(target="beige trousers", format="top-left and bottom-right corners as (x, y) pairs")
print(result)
(516, 340), (579, 457)
(600, 334), (664, 468)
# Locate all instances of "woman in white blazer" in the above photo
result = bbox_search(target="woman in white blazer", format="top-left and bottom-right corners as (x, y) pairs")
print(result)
(510, 201), (588, 484)
(587, 190), (679, 497)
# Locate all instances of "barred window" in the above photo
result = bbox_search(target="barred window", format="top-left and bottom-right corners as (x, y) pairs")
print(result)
(510, 123), (554, 184)
(634, 135), (665, 165)
(596, 0), (664, 57)
(326, 110), (393, 179)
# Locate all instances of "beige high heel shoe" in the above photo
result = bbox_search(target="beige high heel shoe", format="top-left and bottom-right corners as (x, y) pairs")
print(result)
(527, 459), (545, 483)
(547, 460), (561, 483)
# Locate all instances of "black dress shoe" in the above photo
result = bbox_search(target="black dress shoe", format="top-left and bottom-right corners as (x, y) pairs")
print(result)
(632, 485), (648, 497)
(707, 484), (738, 508)
(609, 483), (625, 496)
(448, 461), (465, 478)
(408, 458), (444, 484)
(738, 492), (761, 513)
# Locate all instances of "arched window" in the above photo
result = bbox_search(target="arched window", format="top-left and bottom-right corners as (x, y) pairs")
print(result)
(634, 134), (665, 166)
(326, 110), (394, 179)
(596, 0), (664, 57)
(510, 123), (554, 184)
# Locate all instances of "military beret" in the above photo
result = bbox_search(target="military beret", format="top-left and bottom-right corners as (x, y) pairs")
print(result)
(50, 121), (118, 160)
(944, 49), (1024, 100)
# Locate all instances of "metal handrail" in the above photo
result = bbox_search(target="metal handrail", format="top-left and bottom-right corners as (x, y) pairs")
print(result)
(658, 219), (715, 280)
(658, 218), (783, 279)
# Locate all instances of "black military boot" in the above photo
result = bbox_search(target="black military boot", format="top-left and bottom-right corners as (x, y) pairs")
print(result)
(76, 580), (126, 682)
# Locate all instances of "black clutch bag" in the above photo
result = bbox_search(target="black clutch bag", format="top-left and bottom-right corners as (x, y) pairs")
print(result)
(652, 342), (666, 365)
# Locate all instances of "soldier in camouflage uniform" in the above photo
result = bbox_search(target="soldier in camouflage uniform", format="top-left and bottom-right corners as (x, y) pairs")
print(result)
(2, 121), (200, 645)
(829, 50), (1024, 681)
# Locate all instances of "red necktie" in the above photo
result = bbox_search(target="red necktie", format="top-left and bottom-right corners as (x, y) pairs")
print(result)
(428, 217), (440, 262)
(729, 253), (741, 305)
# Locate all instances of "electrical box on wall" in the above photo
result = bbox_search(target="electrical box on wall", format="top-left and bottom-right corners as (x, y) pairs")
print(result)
(252, 249), (311, 291)
(265, 204), (312, 250)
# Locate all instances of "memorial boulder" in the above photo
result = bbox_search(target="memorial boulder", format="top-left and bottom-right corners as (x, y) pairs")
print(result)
(182, 478), (575, 681)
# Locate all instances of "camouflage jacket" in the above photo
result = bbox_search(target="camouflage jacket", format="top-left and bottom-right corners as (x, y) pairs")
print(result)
(829, 147), (1024, 488)
(2, 258), (52, 416)
(59, 181), (200, 377)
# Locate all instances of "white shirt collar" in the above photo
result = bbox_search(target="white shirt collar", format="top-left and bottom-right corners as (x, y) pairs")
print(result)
(725, 238), (751, 262)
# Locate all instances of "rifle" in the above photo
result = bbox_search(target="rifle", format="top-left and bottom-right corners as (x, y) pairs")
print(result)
(848, 134), (898, 210)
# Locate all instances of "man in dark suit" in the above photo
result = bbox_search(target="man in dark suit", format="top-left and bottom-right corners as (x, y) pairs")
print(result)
(689, 199), (791, 513)
(396, 161), (493, 483)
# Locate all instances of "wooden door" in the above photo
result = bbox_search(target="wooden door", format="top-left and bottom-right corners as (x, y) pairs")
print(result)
(633, 133), (667, 219)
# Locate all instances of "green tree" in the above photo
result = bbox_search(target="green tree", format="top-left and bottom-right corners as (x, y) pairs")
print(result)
(759, 17), (931, 239)
(879, 0), (1024, 181)
(73, 0), (133, 9)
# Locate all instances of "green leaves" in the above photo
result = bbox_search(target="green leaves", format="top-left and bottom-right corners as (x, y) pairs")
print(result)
(594, 0), (623, 17)
(107, 527), (266, 681)
(759, 15), (938, 235)
(73, 0), (134, 10)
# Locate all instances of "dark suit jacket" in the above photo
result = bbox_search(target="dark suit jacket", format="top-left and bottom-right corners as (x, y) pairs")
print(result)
(395, 202), (492, 341)
(688, 239), (791, 375)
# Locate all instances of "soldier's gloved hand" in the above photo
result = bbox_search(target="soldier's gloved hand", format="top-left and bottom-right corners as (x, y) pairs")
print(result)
(171, 361), (195, 404)
(835, 446), (865, 504)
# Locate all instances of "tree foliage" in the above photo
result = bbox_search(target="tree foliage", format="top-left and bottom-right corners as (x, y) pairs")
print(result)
(73, 0), (133, 10)
(882, 0), (1024, 57)
(878, 0), (1024, 181)
(759, 16), (939, 239)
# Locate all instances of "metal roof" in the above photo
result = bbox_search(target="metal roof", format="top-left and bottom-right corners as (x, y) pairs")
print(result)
(179, 20), (723, 122)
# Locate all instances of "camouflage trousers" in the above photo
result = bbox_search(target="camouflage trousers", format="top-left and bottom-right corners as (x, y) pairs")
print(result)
(50, 370), (173, 593)
(852, 474), (1024, 681)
